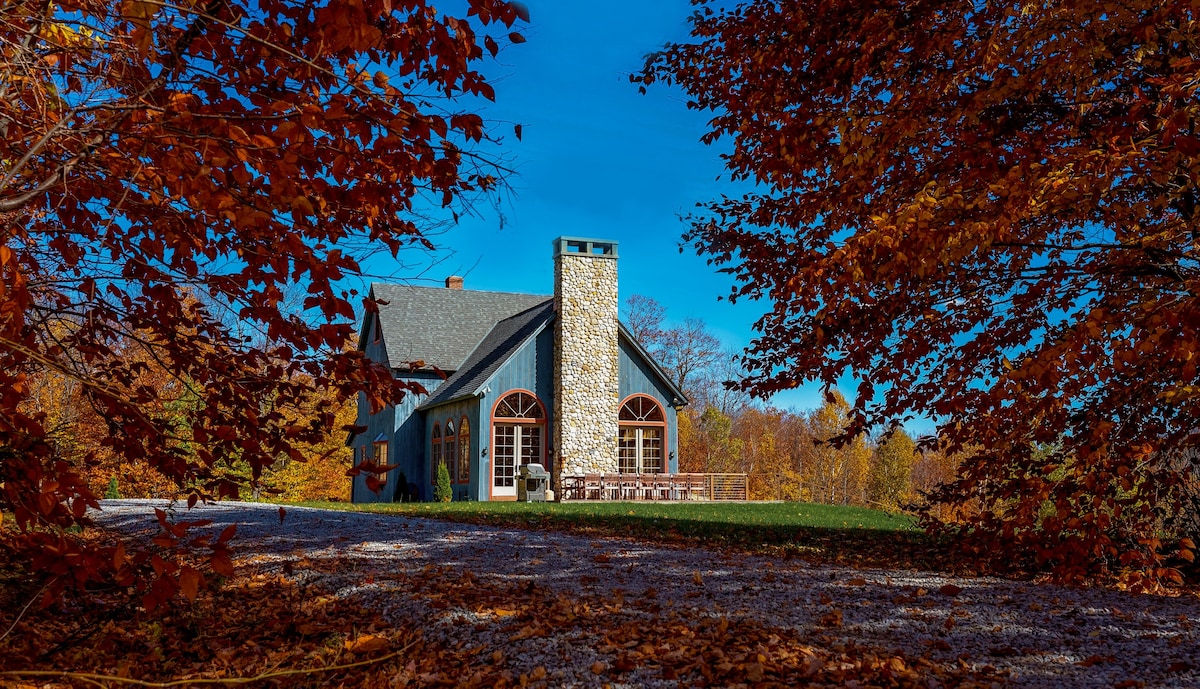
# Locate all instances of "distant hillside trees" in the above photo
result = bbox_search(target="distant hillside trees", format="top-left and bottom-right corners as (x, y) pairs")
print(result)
(626, 296), (956, 511)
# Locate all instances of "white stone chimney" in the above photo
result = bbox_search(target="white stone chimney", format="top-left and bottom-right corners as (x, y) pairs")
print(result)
(552, 237), (620, 480)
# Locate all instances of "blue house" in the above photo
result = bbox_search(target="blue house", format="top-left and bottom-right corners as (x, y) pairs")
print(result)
(349, 237), (687, 502)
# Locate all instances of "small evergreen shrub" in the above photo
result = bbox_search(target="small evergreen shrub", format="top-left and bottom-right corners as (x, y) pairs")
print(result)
(393, 472), (408, 502)
(434, 462), (452, 503)
(105, 477), (122, 500)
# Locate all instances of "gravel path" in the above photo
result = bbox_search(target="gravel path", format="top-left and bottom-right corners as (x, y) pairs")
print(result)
(93, 500), (1200, 688)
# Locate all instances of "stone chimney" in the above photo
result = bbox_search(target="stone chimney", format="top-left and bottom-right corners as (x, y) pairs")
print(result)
(445, 276), (464, 290)
(552, 237), (620, 480)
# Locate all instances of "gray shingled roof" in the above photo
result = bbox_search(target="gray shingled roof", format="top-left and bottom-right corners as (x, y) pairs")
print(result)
(370, 282), (550, 371)
(418, 301), (555, 411)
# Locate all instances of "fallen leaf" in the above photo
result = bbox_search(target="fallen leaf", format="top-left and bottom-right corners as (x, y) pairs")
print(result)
(346, 635), (388, 654)
(939, 583), (963, 596)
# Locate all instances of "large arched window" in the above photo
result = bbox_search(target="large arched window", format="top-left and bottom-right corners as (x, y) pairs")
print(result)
(491, 391), (545, 499)
(444, 420), (457, 485)
(430, 423), (442, 485)
(619, 395), (666, 474)
(458, 417), (471, 485)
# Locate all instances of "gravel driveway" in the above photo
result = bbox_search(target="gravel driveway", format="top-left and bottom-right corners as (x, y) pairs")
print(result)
(93, 500), (1199, 688)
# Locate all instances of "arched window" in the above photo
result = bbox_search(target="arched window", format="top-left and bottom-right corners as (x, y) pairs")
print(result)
(430, 423), (442, 485)
(619, 395), (666, 474)
(444, 420), (457, 485)
(491, 391), (545, 499)
(458, 417), (471, 485)
(494, 391), (544, 420)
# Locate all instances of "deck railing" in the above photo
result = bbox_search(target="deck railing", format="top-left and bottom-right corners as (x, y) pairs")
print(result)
(706, 473), (748, 501)
(560, 473), (748, 501)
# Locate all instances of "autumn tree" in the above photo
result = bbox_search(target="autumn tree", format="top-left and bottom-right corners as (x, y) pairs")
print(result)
(691, 346), (753, 416)
(623, 294), (668, 348)
(805, 392), (870, 506)
(641, 0), (1200, 582)
(251, 390), (356, 503)
(867, 429), (916, 511)
(1, 0), (528, 605)
(623, 295), (722, 397)
(692, 407), (743, 474)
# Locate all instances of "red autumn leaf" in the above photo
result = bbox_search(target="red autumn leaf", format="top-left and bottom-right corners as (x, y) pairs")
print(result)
(640, 0), (1200, 585)
(179, 566), (203, 602)
(210, 550), (235, 578)
(346, 635), (389, 654)
(0, 0), (524, 608)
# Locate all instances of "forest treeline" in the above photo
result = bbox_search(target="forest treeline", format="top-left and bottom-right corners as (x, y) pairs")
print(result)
(628, 295), (958, 513)
(22, 324), (353, 504)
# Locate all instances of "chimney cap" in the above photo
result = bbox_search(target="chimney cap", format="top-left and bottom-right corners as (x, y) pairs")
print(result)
(553, 236), (618, 260)
(445, 276), (464, 289)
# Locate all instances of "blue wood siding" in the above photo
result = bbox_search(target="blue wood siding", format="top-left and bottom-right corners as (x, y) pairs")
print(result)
(422, 398), (480, 501)
(619, 337), (681, 472)
(475, 326), (554, 499)
(349, 364), (443, 503)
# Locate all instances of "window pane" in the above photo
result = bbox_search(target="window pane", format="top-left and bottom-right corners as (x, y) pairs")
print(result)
(619, 428), (638, 473)
(495, 392), (544, 419)
(458, 419), (470, 484)
(620, 396), (664, 422)
(641, 428), (663, 473)
(494, 425), (516, 488)
(436, 436), (446, 484)
(521, 425), (542, 465)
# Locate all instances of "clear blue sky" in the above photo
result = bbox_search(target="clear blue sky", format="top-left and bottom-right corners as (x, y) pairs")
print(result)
(360, 2), (829, 414)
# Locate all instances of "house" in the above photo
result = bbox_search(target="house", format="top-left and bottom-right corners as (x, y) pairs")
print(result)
(348, 237), (688, 502)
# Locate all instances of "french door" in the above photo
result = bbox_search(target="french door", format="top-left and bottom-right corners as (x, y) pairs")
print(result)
(618, 426), (663, 474)
(492, 423), (542, 498)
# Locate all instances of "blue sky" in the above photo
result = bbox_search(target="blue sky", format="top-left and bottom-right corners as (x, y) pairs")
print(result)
(360, 2), (830, 414)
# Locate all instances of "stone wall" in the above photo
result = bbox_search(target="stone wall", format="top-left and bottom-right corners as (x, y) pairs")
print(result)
(553, 238), (619, 479)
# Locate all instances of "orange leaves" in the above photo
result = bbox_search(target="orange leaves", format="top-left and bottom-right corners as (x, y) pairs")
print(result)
(179, 566), (204, 601)
(641, 0), (1200, 585)
(6, 0), (521, 521)
(345, 634), (390, 654)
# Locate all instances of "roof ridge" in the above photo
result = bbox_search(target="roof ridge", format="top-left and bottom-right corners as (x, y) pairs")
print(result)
(371, 281), (551, 299)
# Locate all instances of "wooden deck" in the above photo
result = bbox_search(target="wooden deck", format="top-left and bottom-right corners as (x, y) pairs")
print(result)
(560, 473), (748, 501)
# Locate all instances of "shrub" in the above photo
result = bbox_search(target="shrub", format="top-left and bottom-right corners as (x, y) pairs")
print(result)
(104, 477), (122, 500)
(434, 463), (452, 503)
(393, 472), (408, 502)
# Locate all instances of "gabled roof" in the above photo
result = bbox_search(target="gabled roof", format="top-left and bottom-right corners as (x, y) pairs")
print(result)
(418, 301), (555, 411)
(617, 323), (689, 406)
(367, 282), (550, 371)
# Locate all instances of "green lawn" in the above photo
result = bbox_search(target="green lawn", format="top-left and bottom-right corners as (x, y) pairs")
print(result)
(297, 500), (946, 570)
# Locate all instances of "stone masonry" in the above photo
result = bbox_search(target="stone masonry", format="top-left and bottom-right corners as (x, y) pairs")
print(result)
(553, 237), (620, 481)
